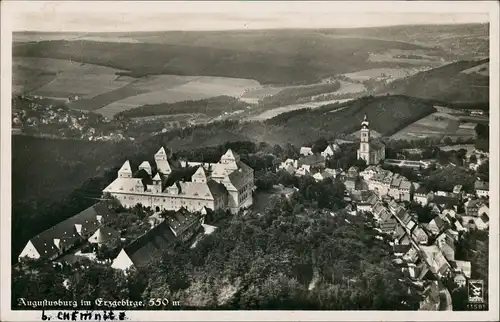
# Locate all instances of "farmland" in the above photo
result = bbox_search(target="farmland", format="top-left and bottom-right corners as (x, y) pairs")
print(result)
(390, 111), (477, 141)
(380, 59), (489, 103)
(342, 67), (430, 82)
(246, 98), (353, 121)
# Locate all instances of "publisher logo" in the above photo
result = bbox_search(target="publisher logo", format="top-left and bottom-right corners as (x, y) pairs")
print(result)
(468, 279), (484, 303)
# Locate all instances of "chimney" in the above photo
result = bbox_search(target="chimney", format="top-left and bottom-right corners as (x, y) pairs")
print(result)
(96, 215), (102, 223)
(75, 224), (82, 236)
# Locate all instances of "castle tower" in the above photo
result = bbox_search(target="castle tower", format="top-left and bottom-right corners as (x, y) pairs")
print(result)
(152, 173), (162, 193)
(192, 166), (209, 183)
(118, 160), (132, 178)
(357, 115), (371, 164)
(155, 147), (172, 175)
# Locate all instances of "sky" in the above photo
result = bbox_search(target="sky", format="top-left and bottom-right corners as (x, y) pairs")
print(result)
(6, 1), (492, 32)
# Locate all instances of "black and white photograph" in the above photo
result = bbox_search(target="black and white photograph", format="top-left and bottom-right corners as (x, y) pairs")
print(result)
(1, 1), (498, 321)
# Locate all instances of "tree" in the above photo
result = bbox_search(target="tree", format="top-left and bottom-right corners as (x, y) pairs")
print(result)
(311, 137), (329, 154)
(475, 123), (489, 139)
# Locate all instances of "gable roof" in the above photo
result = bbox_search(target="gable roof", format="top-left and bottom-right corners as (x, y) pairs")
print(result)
(298, 154), (325, 166)
(166, 207), (201, 236)
(123, 221), (177, 268)
(88, 226), (120, 244)
(207, 180), (228, 200)
(430, 216), (446, 229)
(155, 147), (167, 157)
(27, 203), (114, 259)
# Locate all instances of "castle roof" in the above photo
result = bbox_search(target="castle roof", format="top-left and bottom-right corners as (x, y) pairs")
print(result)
(119, 160), (132, 173)
(155, 147), (167, 157)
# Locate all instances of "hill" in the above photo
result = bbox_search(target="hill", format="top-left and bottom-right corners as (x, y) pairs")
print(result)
(13, 35), (432, 85)
(380, 59), (489, 104)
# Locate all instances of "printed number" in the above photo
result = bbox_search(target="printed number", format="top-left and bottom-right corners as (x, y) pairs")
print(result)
(148, 298), (169, 306)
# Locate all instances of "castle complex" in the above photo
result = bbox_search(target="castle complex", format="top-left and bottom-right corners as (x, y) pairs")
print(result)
(357, 115), (386, 165)
(103, 147), (254, 214)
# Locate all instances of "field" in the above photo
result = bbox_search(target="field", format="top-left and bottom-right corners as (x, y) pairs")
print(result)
(380, 59), (489, 103)
(246, 98), (353, 121)
(367, 49), (447, 66)
(343, 67), (429, 81)
(14, 57), (262, 119)
(390, 112), (477, 140)
(12, 32), (441, 86)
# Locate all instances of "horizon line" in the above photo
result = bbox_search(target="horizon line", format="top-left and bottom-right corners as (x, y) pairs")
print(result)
(12, 21), (490, 34)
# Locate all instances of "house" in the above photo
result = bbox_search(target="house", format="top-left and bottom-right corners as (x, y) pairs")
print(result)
(279, 159), (298, 172)
(403, 246), (420, 264)
(420, 245), (452, 279)
(344, 178), (356, 192)
(350, 190), (378, 212)
(297, 154), (326, 168)
(359, 165), (379, 181)
(435, 231), (455, 262)
(454, 274), (467, 288)
(379, 212), (398, 234)
(393, 244), (412, 257)
(299, 146), (313, 156)
(371, 201), (386, 221)
(394, 225), (409, 245)
(111, 220), (177, 271)
(431, 194), (460, 210)
(347, 166), (360, 178)
(465, 199), (481, 216)
(475, 213), (489, 230)
(295, 165), (311, 177)
(440, 209), (456, 221)
(411, 225), (430, 245)
(18, 203), (115, 261)
(477, 203), (489, 218)
(453, 260), (472, 279)
(165, 207), (202, 242)
(320, 144), (340, 158)
(395, 207), (413, 227)
(474, 180), (489, 198)
(427, 217), (447, 235)
(313, 170), (334, 182)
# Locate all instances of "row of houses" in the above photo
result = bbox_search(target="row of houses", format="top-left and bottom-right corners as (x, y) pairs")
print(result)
(299, 143), (340, 158)
(18, 202), (206, 272)
(359, 166), (415, 201)
(347, 186), (488, 309)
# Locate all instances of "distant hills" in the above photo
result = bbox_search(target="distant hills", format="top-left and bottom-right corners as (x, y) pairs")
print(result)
(12, 37), (432, 85)
(381, 59), (489, 104)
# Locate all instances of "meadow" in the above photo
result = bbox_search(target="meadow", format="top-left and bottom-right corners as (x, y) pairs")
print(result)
(390, 111), (477, 141)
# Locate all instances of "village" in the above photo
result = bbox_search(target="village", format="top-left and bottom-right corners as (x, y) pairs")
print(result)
(16, 115), (489, 311)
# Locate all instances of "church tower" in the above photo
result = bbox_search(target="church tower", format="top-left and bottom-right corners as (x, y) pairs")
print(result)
(358, 115), (371, 164)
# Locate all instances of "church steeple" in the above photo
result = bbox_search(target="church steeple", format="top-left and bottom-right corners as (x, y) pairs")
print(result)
(361, 114), (369, 129)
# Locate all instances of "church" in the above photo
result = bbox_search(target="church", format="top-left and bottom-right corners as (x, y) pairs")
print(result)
(357, 115), (386, 165)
